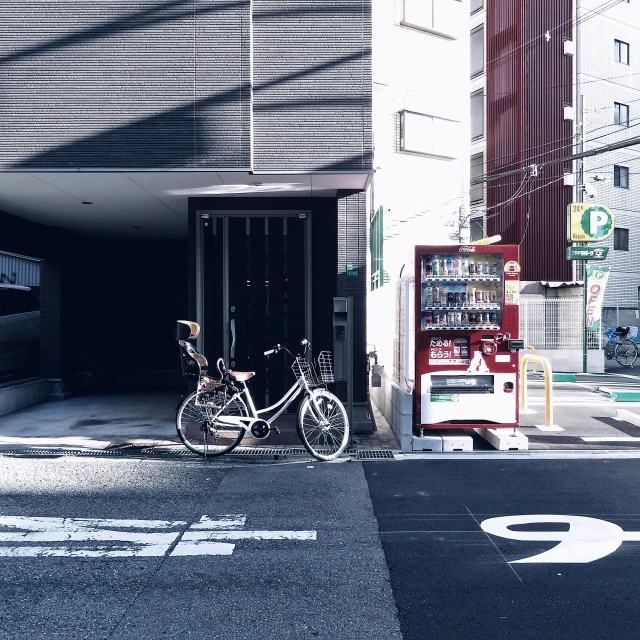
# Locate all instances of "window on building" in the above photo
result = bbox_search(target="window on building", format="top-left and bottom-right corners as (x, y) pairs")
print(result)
(615, 39), (630, 64)
(614, 227), (629, 251)
(470, 216), (484, 242)
(470, 26), (484, 77)
(614, 165), (630, 188)
(470, 153), (484, 202)
(370, 206), (384, 290)
(471, 0), (483, 14)
(471, 90), (484, 139)
(399, 110), (459, 157)
(403, 0), (463, 37)
(615, 102), (630, 126)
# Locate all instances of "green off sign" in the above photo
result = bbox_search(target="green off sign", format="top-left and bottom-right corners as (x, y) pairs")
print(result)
(567, 203), (614, 242)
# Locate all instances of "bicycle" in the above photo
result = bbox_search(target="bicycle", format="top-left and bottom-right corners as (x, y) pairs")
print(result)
(603, 326), (638, 367)
(175, 321), (350, 461)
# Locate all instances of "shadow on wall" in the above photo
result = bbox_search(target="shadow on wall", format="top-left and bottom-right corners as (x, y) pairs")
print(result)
(6, 0), (371, 170)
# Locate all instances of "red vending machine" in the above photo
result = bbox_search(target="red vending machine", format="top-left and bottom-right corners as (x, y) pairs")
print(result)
(415, 244), (524, 430)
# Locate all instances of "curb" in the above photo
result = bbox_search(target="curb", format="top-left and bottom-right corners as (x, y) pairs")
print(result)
(598, 387), (640, 402)
(615, 408), (640, 427)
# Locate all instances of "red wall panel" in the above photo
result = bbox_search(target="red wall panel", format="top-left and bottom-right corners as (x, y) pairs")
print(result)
(486, 0), (573, 281)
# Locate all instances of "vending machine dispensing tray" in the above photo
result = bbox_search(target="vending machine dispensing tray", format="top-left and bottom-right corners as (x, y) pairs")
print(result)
(430, 374), (494, 395)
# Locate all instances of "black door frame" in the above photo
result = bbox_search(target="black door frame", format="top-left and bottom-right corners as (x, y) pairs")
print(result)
(196, 209), (312, 368)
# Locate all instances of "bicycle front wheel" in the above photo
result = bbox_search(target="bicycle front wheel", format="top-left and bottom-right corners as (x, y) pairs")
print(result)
(297, 389), (350, 461)
(176, 390), (247, 456)
(615, 340), (638, 367)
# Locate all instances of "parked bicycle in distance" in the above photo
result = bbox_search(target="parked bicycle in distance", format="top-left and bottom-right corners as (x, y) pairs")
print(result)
(604, 326), (638, 367)
(175, 321), (350, 461)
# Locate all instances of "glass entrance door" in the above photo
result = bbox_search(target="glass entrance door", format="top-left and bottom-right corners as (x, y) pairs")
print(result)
(201, 213), (309, 409)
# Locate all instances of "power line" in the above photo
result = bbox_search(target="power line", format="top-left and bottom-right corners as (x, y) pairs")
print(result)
(471, 134), (640, 185)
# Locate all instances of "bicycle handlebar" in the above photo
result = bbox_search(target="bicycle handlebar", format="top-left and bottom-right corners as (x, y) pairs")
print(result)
(264, 339), (310, 357)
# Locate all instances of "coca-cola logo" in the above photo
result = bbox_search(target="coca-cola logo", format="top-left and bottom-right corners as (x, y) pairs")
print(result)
(458, 246), (476, 252)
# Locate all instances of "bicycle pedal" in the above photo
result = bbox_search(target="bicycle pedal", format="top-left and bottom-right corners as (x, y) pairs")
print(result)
(272, 425), (281, 435)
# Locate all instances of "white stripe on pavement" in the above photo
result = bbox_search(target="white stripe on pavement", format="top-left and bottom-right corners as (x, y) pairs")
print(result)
(0, 514), (317, 558)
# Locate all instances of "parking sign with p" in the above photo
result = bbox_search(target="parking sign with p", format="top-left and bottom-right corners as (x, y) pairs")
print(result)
(567, 203), (614, 242)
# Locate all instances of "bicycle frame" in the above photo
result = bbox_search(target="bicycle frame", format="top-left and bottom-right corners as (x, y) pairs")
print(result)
(213, 375), (327, 435)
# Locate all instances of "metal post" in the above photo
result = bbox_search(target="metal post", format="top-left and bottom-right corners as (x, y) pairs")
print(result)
(583, 260), (588, 373)
(403, 279), (410, 389)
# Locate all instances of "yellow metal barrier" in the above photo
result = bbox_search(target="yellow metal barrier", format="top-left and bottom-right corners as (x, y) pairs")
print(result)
(524, 345), (538, 373)
(520, 354), (553, 428)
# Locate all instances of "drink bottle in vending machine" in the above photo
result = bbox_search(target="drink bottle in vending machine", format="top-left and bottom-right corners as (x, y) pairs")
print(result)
(415, 244), (525, 434)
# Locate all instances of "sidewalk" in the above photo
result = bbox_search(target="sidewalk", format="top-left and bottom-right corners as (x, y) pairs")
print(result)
(3, 372), (640, 456)
(0, 390), (400, 456)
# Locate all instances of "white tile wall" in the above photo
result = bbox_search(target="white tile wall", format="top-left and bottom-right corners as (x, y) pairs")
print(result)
(579, 0), (640, 308)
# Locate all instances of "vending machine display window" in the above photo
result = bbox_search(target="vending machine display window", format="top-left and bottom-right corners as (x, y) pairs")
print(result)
(420, 252), (504, 331)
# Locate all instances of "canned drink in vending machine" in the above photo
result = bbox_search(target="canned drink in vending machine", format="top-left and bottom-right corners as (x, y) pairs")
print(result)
(483, 262), (490, 275)
(469, 312), (477, 324)
(461, 291), (468, 304)
(490, 311), (498, 325)
(433, 312), (440, 325)
(462, 257), (469, 276)
(483, 312), (490, 324)
(490, 290), (498, 303)
(447, 312), (455, 325)
(461, 312), (469, 325)
(454, 312), (462, 326)
(469, 287), (476, 303)
(424, 284), (433, 305)
(440, 287), (448, 304)
(469, 261), (476, 275)
(455, 292), (462, 304)
(432, 256), (441, 276)
(433, 284), (440, 303)
(424, 256), (433, 277)
(426, 311), (433, 326)
(483, 290), (491, 303)
(447, 292), (456, 305)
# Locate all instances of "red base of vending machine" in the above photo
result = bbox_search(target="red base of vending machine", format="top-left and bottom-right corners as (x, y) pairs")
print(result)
(415, 244), (524, 430)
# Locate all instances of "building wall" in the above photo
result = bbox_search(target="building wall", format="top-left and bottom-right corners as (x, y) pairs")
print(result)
(0, 0), (371, 171)
(368, 0), (469, 377)
(578, 0), (640, 311)
(484, 0), (573, 282)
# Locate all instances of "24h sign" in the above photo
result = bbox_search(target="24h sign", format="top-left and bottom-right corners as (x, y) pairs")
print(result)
(567, 203), (614, 242)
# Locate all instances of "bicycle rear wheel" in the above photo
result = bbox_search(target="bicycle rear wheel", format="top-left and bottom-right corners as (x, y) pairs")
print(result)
(615, 340), (638, 367)
(176, 390), (247, 456)
(297, 389), (350, 461)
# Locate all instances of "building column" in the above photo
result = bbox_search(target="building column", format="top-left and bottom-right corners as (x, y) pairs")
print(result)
(337, 191), (368, 413)
(40, 260), (68, 398)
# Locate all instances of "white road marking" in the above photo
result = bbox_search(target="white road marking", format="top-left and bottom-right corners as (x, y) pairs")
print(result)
(0, 515), (316, 558)
(181, 530), (317, 541)
(533, 425), (565, 432)
(189, 515), (246, 529)
(481, 514), (640, 563)
(581, 437), (640, 442)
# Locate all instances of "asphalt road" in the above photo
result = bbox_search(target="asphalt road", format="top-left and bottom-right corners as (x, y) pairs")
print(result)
(3, 455), (640, 639)
(364, 458), (640, 640)
(0, 457), (401, 640)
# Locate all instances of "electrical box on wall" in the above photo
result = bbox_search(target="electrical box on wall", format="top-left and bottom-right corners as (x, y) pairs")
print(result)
(563, 40), (575, 56)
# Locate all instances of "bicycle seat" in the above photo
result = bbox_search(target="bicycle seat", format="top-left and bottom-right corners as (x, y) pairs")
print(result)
(229, 371), (255, 382)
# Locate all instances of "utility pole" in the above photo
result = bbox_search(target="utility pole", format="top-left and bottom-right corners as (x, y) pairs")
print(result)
(578, 93), (589, 374)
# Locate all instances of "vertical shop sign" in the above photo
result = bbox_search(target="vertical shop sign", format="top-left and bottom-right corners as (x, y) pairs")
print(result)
(585, 266), (610, 331)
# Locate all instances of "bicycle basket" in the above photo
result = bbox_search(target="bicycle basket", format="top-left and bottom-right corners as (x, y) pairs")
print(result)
(317, 351), (334, 384)
(292, 357), (323, 388)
